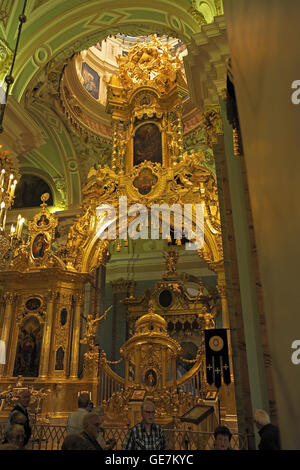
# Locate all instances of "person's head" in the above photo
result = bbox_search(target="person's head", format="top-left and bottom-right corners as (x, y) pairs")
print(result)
(253, 409), (271, 430)
(5, 424), (25, 449)
(18, 389), (31, 408)
(94, 406), (105, 426)
(87, 401), (94, 412)
(77, 392), (91, 410)
(141, 400), (155, 426)
(214, 426), (232, 450)
(61, 434), (92, 450)
(10, 410), (26, 426)
(82, 412), (102, 440)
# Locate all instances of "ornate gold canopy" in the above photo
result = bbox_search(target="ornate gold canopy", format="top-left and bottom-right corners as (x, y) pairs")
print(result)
(64, 34), (223, 273)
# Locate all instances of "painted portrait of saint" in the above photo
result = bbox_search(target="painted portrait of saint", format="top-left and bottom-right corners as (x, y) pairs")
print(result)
(133, 123), (162, 165)
(81, 62), (100, 99)
(144, 369), (157, 388)
(32, 233), (48, 259)
(13, 317), (42, 377)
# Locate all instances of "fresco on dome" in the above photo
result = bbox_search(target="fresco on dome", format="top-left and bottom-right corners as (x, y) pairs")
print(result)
(82, 62), (100, 99)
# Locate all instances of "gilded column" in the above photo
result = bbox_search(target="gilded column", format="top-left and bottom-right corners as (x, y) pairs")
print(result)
(135, 349), (141, 385)
(124, 357), (129, 386)
(217, 272), (230, 329)
(161, 350), (166, 388)
(39, 290), (56, 377)
(69, 292), (83, 378)
(0, 292), (17, 376)
(172, 355), (177, 385)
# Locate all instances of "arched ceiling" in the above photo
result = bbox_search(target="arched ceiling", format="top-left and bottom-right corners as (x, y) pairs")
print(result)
(0, 0), (224, 211)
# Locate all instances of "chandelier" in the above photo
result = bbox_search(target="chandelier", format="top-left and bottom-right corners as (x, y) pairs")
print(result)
(0, 145), (24, 266)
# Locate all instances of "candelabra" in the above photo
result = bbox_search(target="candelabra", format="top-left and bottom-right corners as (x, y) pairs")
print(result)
(0, 145), (24, 266)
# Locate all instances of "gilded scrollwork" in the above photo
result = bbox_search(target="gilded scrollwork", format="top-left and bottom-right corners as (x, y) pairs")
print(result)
(16, 308), (45, 326)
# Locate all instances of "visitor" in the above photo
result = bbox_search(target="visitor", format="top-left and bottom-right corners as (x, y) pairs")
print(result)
(253, 409), (281, 450)
(213, 425), (234, 450)
(122, 399), (165, 450)
(66, 392), (91, 434)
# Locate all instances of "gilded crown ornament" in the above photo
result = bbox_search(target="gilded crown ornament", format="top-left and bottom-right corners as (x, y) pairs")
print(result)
(116, 35), (182, 95)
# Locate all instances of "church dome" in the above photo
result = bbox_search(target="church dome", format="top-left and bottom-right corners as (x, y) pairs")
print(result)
(135, 312), (167, 334)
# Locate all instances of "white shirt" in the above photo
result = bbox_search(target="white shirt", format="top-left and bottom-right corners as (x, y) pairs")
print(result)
(66, 408), (88, 434)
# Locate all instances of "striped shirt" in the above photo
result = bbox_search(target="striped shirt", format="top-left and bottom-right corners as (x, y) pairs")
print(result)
(122, 422), (166, 450)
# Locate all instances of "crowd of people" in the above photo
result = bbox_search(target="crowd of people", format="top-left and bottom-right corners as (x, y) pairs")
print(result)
(0, 389), (281, 451)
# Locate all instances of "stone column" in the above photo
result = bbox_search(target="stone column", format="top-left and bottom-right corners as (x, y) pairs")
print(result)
(39, 291), (56, 377)
(0, 292), (17, 376)
(217, 272), (235, 382)
(69, 293), (83, 378)
(214, 99), (269, 446)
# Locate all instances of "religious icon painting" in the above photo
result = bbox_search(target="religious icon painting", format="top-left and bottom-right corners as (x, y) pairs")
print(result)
(133, 167), (158, 195)
(31, 233), (49, 259)
(133, 123), (162, 165)
(144, 368), (158, 388)
(82, 62), (100, 99)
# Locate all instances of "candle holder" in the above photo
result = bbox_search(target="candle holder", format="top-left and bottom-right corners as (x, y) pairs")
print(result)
(0, 146), (25, 266)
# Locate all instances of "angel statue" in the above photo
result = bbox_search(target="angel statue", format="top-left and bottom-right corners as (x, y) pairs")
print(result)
(81, 305), (112, 349)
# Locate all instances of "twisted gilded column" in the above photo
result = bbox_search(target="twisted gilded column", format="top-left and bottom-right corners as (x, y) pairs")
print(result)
(69, 292), (83, 378)
(39, 290), (57, 377)
(0, 292), (17, 376)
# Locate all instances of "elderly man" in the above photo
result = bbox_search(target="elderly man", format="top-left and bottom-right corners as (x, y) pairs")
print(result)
(79, 412), (103, 450)
(123, 400), (165, 450)
(8, 389), (31, 446)
(67, 392), (91, 434)
(254, 409), (281, 450)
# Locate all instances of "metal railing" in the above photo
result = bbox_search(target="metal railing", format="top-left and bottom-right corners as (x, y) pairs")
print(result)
(0, 424), (251, 450)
